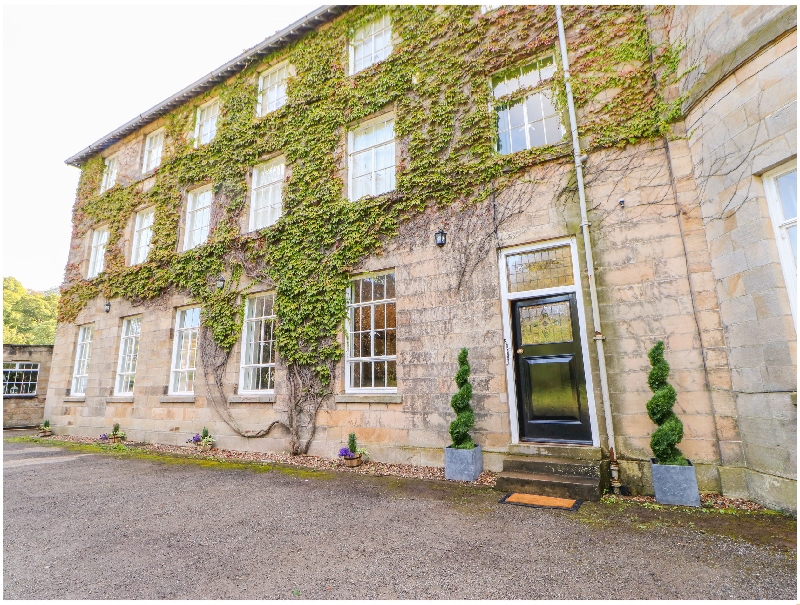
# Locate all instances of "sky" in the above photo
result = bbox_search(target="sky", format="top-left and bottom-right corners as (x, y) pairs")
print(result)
(2, 2), (323, 292)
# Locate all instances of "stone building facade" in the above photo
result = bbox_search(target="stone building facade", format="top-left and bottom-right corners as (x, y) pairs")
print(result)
(46, 6), (796, 511)
(4, 345), (54, 428)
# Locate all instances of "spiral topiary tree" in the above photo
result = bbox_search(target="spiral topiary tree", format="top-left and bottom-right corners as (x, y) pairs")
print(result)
(646, 341), (688, 466)
(449, 348), (475, 449)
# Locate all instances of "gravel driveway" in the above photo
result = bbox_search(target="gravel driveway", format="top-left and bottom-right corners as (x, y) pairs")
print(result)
(3, 437), (796, 599)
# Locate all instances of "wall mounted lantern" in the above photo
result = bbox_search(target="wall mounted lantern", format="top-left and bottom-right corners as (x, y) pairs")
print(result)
(104, 301), (111, 313)
(215, 276), (226, 290)
(434, 229), (447, 247)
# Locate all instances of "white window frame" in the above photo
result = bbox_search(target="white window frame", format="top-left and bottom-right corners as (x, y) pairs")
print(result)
(256, 62), (289, 117)
(345, 270), (397, 393)
(763, 159), (797, 326)
(142, 128), (165, 173)
(99, 154), (118, 193)
(71, 325), (94, 396)
(493, 55), (562, 155)
(239, 293), (277, 394)
(183, 185), (213, 251)
(169, 306), (201, 395)
(497, 238), (599, 446)
(349, 14), (392, 76)
(2, 362), (40, 396)
(88, 226), (109, 278)
(115, 316), (142, 395)
(249, 158), (285, 232)
(131, 207), (155, 265)
(347, 114), (396, 201)
(194, 98), (220, 148)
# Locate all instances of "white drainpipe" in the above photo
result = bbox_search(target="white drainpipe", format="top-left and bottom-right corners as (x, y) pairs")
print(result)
(555, 5), (622, 492)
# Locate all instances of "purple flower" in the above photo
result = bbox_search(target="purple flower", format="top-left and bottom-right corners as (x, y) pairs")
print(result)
(338, 447), (351, 458)
(99, 434), (108, 441)
(192, 434), (201, 443)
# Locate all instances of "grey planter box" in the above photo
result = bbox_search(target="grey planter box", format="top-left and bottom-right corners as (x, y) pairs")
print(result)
(445, 445), (483, 482)
(650, 458), (701, 507)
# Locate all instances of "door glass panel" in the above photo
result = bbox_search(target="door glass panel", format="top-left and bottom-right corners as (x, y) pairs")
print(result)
(506, 245), (573, 292)
(526, 355), (579, 421)
(519, 301), (572, 344)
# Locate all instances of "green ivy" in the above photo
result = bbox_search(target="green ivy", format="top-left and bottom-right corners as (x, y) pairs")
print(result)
(59, 5), (685, 388)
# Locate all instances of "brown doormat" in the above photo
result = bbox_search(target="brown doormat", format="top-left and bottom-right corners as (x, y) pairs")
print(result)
(499, 492), (582, 511)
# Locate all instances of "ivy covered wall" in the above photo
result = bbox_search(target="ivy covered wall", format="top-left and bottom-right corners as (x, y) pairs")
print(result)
(59, 5), (682, 447)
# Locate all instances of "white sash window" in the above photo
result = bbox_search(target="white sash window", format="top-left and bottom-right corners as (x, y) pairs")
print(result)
(350, 14), (392, 75)
(349, 116), (395, 201)
(71, 325), (94, 396)
(100, 154), (118, 193)
(131, 208), (155, 264)
(142, 129), (165, 172)
(170, 307), (200, 394)
(88, 226), (109, 278)
(239, 294), (277, 393)
(257, 63), (289, 116)
(250, 159), (284, 231)
(346, 272), (397, 391)
(194, 99), (219, 147)
(184, 186), (212, 251)
(115, 317), (142, 395)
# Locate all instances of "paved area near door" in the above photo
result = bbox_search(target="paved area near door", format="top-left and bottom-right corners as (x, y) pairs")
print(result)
(3, 435), (796, 600)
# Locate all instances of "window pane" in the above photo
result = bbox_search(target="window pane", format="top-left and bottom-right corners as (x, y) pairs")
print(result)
(510, 126), (527, 153)
(544, 116), (562, 144)
(788, 224), (797, 261)
(526, 94), (543, 122)
(374, 360), (386, 387)
(777, 171), (797, 220)
(529, 122), (546, 148)
(387, 361), (397, 387)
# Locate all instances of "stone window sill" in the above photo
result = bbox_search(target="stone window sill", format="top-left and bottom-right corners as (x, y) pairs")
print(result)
(228, 394), (276, 404)
(335, 394), (402, 404)
(63, 396), (86, 403)
(106, 396), (134, 404)
(159, 395), (196, 404)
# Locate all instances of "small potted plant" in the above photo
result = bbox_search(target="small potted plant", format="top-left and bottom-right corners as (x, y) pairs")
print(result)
(105, 423), (126, 444)
(338, 433), (366, 467)
(444, 348), (483, 482)
(187, 427), (214, 452)
(38, 419), (52, 437)
(646, 341), (700, 507)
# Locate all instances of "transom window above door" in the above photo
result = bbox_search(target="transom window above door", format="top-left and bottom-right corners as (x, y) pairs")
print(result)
(506, 244), (574, 292)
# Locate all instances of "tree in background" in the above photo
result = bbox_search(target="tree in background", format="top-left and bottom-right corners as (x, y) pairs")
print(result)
(3, 277), (59, 345)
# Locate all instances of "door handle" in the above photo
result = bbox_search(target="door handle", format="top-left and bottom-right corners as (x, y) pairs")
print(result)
(516, 348), (523, 354)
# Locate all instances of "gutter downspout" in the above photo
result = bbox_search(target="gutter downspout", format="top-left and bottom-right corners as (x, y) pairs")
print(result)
(555, 5), (622, 494)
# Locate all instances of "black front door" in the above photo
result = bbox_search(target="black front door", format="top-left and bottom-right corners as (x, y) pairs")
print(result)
(512, 293), (592, 443)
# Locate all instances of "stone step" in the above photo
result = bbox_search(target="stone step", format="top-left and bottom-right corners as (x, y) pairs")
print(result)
(507, 442), (602, 461)
(495, 471), (601, 501)
(502, 455), (602, 479)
